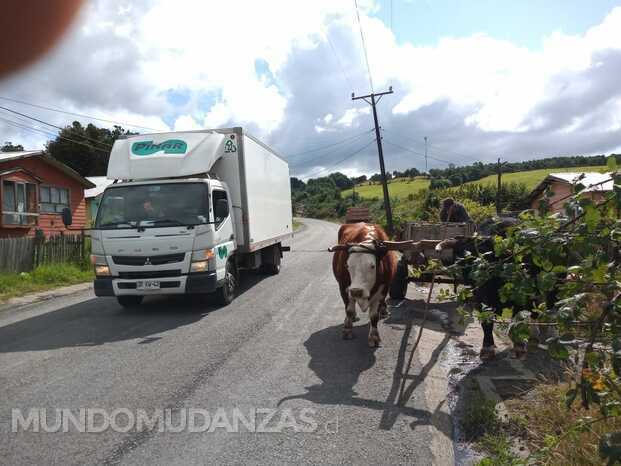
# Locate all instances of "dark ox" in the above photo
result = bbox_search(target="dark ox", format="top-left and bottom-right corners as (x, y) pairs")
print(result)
(437, 230), (563, 359)
(331, 223), (397, 347)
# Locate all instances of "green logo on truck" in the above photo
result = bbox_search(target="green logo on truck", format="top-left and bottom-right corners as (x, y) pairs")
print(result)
(131, 140), (187, 156)
(217, 245), (228, 259)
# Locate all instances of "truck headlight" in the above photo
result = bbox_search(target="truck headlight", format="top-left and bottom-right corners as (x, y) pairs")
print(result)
(191, 249), (215, 273)
(95, 264), (111, 276)
(191, 249), (215, 261)
(190, 260), (208, 273)
(91, 255), (111, 276)
(90, 254), (107, 265)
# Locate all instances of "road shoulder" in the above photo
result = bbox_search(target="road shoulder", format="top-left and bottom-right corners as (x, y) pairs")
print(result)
(0, 282), (93, 315)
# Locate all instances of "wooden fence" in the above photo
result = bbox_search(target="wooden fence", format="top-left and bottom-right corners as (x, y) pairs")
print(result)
(0, 234), (87, 273)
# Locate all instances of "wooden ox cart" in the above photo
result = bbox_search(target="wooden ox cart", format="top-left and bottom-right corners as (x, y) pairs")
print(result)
(388, 221), (476, 299)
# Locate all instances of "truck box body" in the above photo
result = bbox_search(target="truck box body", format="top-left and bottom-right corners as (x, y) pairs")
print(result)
(106, 127), (293, 252)
(209, 130), (292, 252)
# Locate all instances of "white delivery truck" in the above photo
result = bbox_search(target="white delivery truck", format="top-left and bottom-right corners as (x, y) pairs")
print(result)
(78, 128), (293, 307)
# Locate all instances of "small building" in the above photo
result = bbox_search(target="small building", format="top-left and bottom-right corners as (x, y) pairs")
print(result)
(529, 172), (613, 214)
(0, 151), (95, 237)
(85, 176), (114, 225)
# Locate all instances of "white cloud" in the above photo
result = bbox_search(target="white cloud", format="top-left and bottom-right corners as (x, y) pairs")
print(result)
(2, 1), (621, 176)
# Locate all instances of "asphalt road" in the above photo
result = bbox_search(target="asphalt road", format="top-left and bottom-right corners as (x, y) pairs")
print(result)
(0, 218), (455, 465)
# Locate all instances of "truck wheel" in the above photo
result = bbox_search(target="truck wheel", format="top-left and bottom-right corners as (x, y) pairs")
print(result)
(117, 295), (143, 308)
(389, 259), (409, 299)
(215, 260), (236, 306)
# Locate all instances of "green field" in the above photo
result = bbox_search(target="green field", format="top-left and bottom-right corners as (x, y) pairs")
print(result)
(341, 177), (430, 199)
(341, 166), (608, 199)
(464, 165), (608, 190)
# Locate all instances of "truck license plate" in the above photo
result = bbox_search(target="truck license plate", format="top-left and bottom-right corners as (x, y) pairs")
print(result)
(137, 280), (160, 290)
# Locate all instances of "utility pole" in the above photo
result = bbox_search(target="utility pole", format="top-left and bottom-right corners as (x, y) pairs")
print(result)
(424, 136), (428, 173)
(352, 86), (394, 235)
(496, 157), (507, 216)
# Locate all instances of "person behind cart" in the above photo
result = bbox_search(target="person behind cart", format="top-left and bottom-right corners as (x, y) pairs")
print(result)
(439, 197), (472, 223)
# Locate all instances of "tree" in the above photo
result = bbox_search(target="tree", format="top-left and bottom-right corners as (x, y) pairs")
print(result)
(1, 141), (24, 152)
(430, 178), (451, 190)
(290, 177), (305, 192)
(328, 172), (354, 190)
(45, 121), (137, 176)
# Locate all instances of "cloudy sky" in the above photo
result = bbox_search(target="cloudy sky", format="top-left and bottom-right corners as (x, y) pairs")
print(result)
(1, 0), (621, 178)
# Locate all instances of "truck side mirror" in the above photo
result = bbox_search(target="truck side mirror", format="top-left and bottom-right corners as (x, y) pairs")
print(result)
(61, 207), (73, 226)
(215, 199), (229, 219)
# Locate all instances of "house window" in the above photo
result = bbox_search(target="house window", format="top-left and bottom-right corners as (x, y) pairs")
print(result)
(2, 180), (38, 226)
(40, 185), (70, 213)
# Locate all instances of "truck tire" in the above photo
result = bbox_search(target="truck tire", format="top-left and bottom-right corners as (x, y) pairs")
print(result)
(389, 259), (409, 299)
(117, 295), (143, 308)
(215, 260), (236, 306)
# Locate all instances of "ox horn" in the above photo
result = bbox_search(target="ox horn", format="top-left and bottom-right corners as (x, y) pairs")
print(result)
(328, 244), (350, 252)
(435, 238), (458, 251)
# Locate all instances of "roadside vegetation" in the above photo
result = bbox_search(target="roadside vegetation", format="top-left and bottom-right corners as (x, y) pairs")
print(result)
(0, 263), (93, 302)
(445, 157), (621, 464)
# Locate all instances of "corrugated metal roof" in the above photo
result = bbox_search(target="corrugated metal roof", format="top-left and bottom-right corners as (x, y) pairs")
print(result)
(0, 150), (43, 162)
(547, 172), (613, 192)
(0, 150), (95, 188)
(529, 171), (614, 202)
(85, 176), (114, 198)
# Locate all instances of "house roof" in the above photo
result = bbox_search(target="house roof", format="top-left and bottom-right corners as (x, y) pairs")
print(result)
(85, 176), (114, 199)
(529, 171), (614, 202)
(0, 150), (95, 188)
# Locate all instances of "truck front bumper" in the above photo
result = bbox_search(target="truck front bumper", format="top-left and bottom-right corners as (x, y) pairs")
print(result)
(94, 272), (218, 297)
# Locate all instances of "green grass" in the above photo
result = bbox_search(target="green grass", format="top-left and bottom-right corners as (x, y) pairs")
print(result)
(0, 263), (93, 302)
(342, 177), (430, 199)
(293, 219), (303, 231)
(341, 165), (607, 199)
(340, 166), (608, 199)
(465, 165), (608, 190)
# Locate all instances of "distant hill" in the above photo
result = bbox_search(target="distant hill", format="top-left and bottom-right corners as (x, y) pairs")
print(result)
(341, 177), (430, 199)
(464, 165), (608, 190)
(341, 165), (608, 199)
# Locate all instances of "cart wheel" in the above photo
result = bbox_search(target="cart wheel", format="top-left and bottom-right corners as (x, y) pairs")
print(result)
(389, 259), (408, 299)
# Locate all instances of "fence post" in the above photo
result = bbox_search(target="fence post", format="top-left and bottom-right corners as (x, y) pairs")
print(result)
(80, 230), (85, 264)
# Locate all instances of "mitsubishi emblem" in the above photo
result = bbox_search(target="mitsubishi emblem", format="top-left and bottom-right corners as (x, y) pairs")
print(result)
(144, 257), (152, 266)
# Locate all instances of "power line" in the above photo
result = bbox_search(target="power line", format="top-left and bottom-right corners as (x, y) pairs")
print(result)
(0, 116), (111, 154)
(382, 138), (453, 165)
(353, 0), (374, 93)
(381, 128), (480, 163)
(0, 106), (113, 150)
(289, 134), (374, 169)
(324, 30), (354, 91)
(287, 129), (374, 158)
(0, 96), (164, 131)
(294, 138), (376, 179)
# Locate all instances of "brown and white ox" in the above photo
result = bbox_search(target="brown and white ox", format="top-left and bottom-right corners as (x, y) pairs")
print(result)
(331, 223), (397, 347)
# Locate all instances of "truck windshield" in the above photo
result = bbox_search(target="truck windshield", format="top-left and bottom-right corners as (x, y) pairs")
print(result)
(95, 183), (209, 229)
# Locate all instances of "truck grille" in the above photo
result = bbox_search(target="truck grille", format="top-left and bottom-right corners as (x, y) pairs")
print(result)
(118, 270), (182, 279)
(112, 253), (186, 266)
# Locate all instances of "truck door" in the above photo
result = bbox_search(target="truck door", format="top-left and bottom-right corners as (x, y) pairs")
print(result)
(211, 188), (235, 281)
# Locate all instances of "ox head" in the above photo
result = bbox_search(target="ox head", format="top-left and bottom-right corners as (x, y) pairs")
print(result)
(346, 243), (385, 307)
(330, 240), (419, 310)
(330, 241), (389, 309)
